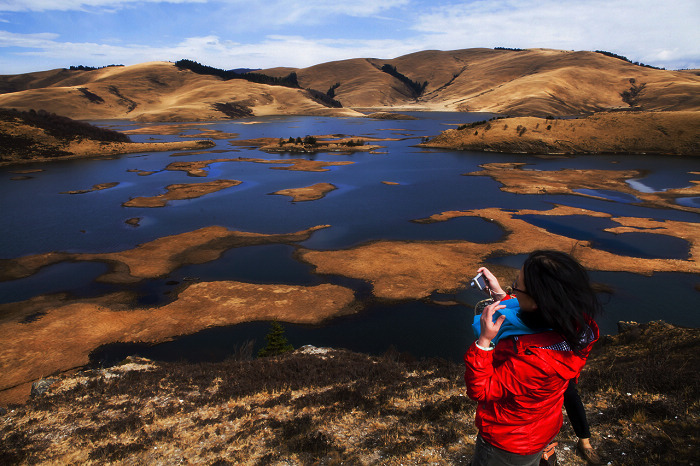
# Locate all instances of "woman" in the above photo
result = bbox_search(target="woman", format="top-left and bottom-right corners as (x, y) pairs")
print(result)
(465, 250), (601, 465)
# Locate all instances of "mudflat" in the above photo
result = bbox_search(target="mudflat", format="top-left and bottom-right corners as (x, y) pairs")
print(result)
(299, 205), (699, 300)
(465, 162), (700, 213)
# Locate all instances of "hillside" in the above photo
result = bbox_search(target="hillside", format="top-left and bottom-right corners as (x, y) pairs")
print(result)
(422, 111), (700, 155)
(0, 62), (361, 122)
(0, 49), (698, 121)
(0, 321), (697, 465)
(0, 108), (214, 164)
(262, 48), (700, 115)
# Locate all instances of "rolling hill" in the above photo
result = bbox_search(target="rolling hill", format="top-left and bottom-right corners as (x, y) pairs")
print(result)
(0, 49), (698, 121)
(0, 61), (361, 122)
(263, 48), (700, 115)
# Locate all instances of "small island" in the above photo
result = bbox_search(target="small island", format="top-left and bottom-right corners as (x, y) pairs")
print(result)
(231, 135), (384, 154)
(166, 157), (354, 176)
(272, 183), (337, 202)
(61, 182), (120, 195)
(122, 179), (241, 207)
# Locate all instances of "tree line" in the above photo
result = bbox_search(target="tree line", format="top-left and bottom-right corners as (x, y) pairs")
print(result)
(380, 64), (428, 97)
(68, 65), (124, 71)
(175, 59), (301, 88)
(595, 51), (664, 70)
(176, 59), (342, 108)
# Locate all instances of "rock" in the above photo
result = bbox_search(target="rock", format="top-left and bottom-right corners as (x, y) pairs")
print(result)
(30, 378), (58, 397)
(617, 321), (640, 333)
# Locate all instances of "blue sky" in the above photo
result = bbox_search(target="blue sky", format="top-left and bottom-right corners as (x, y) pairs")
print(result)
(1, 0), (698, 75)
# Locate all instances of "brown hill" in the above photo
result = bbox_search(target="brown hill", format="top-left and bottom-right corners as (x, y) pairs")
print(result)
(262, 48), (700, 116)
(0, 62), (361, 121)
(1, 49), (698, 121)
(422, 111), (700, 155)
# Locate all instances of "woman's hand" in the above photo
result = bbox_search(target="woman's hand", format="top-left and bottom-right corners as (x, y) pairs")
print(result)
(477, 301), (506, 348)
(477, 267), (506, 298)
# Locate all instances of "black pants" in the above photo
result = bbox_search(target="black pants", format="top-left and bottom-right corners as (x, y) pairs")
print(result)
(563, 379), (591, 439)
(470, 434), (543, 466)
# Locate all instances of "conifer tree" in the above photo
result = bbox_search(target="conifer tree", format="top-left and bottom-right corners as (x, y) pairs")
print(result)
(257, 321), (294, 357)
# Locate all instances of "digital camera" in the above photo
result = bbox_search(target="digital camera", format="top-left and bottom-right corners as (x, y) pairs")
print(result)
(470, 272), (487, 291)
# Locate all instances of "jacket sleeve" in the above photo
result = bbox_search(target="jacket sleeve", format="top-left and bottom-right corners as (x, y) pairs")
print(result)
(464, 341), (553, 402)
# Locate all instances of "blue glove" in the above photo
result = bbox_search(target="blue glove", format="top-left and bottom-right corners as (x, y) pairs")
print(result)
(471, 298), (547, 344)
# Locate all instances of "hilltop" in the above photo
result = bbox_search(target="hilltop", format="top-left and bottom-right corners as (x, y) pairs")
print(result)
(0, 49), (698, 121)
(0, 321), (697, 465)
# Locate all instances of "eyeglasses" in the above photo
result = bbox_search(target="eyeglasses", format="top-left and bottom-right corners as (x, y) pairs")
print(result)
(511, 279), (528, 295)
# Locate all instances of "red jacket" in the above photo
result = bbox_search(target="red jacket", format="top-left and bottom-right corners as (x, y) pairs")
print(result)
(464, 318), (599, 455)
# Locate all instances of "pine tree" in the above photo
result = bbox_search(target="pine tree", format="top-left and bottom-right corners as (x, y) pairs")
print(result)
(257, 321), (294, 357)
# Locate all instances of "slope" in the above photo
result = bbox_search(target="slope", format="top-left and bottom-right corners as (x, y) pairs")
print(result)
(263, 48), (700, 116)
(0, 62), (360, 121)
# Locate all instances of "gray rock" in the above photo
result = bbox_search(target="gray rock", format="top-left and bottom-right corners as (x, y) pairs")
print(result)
(617, 321), (640, 334)
(31, 378), (58, 397)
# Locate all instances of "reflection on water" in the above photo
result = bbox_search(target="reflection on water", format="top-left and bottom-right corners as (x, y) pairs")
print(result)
(1, 113), (699, 362)
(626, 179), (660, 193)
(0, 262), (113, 304)
(677, 197), (700, 208)
(573, 188), (640, 203)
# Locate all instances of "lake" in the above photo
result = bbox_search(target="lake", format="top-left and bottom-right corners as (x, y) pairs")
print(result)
(1, 112), (698, 364)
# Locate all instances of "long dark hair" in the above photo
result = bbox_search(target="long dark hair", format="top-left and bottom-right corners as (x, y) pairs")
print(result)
(521, 250), (601, 353)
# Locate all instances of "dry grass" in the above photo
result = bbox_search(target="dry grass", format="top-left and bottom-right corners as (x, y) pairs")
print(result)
(424, 111), (700, 155)
(265, 48), (700, 115)
(0, 61), (361, 122)
(0, 349), (475, 465)
(2, 49), (699, 121)
(1, 321), (697, 465)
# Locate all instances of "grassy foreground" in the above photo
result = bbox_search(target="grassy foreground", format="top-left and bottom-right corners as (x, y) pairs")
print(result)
(0, 321), (698, 465)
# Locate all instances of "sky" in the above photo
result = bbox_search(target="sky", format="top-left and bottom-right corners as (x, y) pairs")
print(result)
(0, 0), (699, 75)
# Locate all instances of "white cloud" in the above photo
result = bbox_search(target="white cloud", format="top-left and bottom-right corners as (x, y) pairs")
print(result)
(0, 31), (421, 73)
(0, 0), (407, 14)
(0, 0), (207, 13)
(1, 0), (698, 73)
(412, 0), (700, 69)
(0, 30), (59, 47)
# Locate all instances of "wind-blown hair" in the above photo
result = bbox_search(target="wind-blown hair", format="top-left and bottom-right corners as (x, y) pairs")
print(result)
(521, 250), (602, 353)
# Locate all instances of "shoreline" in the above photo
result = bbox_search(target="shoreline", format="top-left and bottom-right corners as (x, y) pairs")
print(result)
(0, 139), (216, 167)
(421, 111), (700, 156)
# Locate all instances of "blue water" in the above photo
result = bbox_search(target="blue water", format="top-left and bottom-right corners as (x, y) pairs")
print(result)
(572, 189), (640, 203)
(514, 215), (691, 259)
(1, 113), (699, 363)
